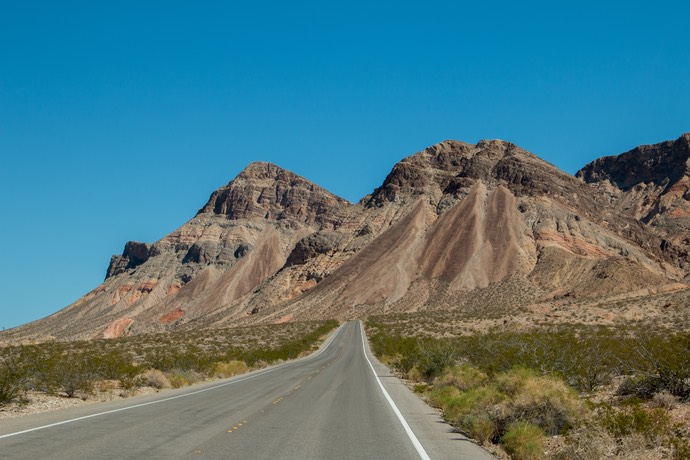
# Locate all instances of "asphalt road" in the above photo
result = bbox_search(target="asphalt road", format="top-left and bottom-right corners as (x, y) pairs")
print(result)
(0, 321), (494, 459)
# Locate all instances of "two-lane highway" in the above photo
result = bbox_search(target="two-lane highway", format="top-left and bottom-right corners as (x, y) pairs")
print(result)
(0, 321), (494, 459)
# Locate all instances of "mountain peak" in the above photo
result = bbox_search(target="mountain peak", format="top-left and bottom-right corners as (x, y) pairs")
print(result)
(236, 161), (291, 179)
(198, 162), (348, 226)
(577, 133), (690, 190)
(366, 138), (565, 206)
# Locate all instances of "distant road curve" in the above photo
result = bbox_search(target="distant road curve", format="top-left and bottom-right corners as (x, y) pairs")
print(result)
(0, 321), (494, 459)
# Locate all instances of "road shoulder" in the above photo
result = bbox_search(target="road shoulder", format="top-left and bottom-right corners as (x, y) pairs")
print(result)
(360, 321), (496, 459)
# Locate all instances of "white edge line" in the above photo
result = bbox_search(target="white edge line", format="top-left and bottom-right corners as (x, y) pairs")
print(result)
(359, 321), (432, 460)
(0, 323), (344, 440)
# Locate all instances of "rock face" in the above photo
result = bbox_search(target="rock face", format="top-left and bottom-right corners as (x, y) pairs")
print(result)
(199, 162), (347, 227)
(106, 242), (158, 278)
(577, 134), (690, 254)
(4, 135), (690, 342)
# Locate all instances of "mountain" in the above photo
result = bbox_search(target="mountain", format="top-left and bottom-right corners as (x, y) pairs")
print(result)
(4, 136), (690, 342)
(577, 134), (690, 264)
(236, 139), (687, 324)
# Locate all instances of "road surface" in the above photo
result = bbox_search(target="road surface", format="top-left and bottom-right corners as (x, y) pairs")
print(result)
(0, 321), (493, 459)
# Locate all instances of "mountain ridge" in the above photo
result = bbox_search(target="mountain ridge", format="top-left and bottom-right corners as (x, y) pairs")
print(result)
(3, 134), (689, 342)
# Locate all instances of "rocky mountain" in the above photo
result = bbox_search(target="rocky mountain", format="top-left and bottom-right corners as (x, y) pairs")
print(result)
(577, 134), (690, 255)
(4, 136), (690, 342)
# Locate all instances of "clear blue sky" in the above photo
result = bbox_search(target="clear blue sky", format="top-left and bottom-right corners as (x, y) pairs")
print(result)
(1, 1), (689, 329)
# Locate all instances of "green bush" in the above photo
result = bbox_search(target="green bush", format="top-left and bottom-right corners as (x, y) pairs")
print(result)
(427, 366), (581, 446)
(0, 349), (26, 406)
(416, 339), (457, 381)
(436, 364), (488, 391)
(51, 356), (97, 398)
(428, 382), (503, 442)
(498, 368), (583, 435)
(622, 333), (690, 400)
(502, 421), (545, 460)
(617, 375), (664, 399)
(599, 401), (672, 445)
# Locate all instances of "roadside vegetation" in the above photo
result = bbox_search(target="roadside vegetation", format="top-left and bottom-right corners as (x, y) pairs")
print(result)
(366, 317), (690, 459)
(0, 320), (338, 408)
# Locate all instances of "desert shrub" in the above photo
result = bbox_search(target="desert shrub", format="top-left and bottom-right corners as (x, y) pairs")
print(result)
(499, 368), (583, 435)
(0, 349), (26, 405)
(427, 366), (582, 448)
(671, 436), (690, 460)
(436, 364), (488, 391)
(559, 402), (683, 459)
(366, 320), (690, 457)
(0, 320), (339, 401)
(98, 380), (118, 393)
(598, 401), (672, 446)
(366, 329), (419, 374)
(97, 350), (140, 381)
(366, 331), (458, 381)
(213, 360), (249, 378)
(556, 422), (617, 460)
(140, 369), (171, 389)
(437, 385), (505, 443)
(467, 413), (498, 445)
(119, 375), (141, 392)
(144, 349), (215, 374)
(50, 356), (98, 398)
(650, 390), (677, 410)
(416, 339), (457, 381)
(406, 366), (425, 382)
(368, 322), (690, 395)
(501, 421), (545, 460)
(393, 350), (421, 377)
(456, 328), (622, 392)
(617, 375), (665, 399)
(237, 320), (339, 366)
(625, 333), (690, 400)
(449, 386), (506, 442)
(168, 369), (202, 388)
(427, 384), (462, 410)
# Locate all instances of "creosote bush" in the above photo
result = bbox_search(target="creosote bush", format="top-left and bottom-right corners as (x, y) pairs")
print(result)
(598, 401), (672, 446)
(0, 348), (26, 406)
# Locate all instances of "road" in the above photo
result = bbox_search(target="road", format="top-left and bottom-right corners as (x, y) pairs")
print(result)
(0, 321), (494, 459)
